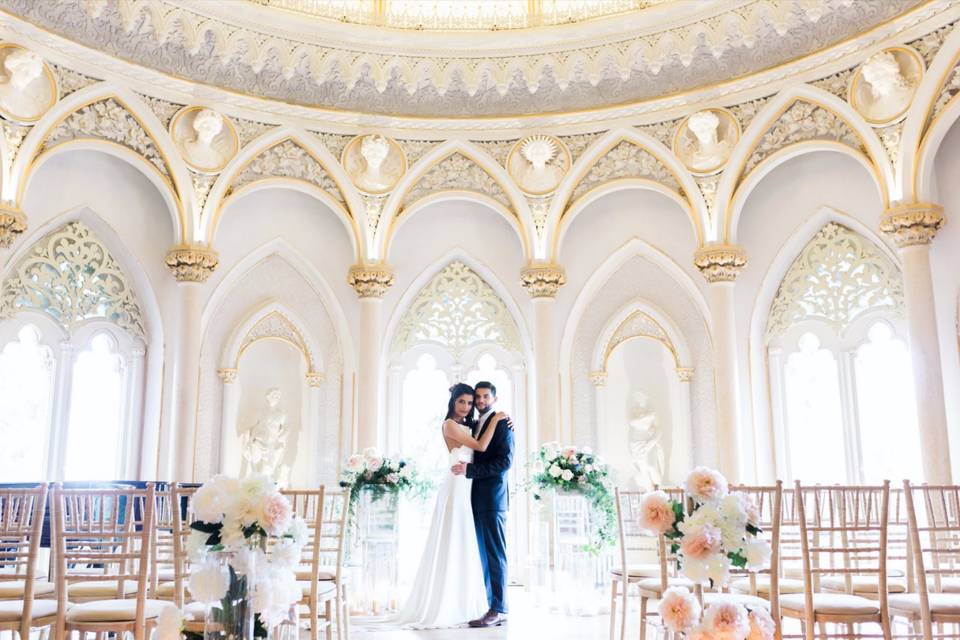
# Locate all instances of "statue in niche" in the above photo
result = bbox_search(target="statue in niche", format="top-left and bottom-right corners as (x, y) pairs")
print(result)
(853, 49), (921, 124)
(675, 109), (736, 175)
(0, 47), (54, 122)
(239, 387), (290, 482)
(508, 135), (569, 195)
(628, 390), (664, 491)
(343, 133), (405, 194)
(171, 106), (238, 173)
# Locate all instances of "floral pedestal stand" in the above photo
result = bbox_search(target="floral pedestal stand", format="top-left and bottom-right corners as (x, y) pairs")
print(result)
(349, 489), (400, 615)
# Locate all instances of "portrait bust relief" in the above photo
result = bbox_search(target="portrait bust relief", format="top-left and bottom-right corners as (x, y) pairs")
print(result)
(170, 106), (239, 173)
(673, 108), (740, 175)
(507, 135), (570, 196)
(0, 45), (57, 123)
(342, 133), (407, 194)
(849, 46), (924, 126)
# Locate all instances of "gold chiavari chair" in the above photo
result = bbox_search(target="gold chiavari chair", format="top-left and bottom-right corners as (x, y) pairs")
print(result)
(781, 482), (892, 640)
(152, 485), (197, 608)
(889, 481), (960, 639)
(284, 487), (336, 640)
(0, 484), (59, 639)
(317, 489), (350, 640)
(52, 483), (166, 640)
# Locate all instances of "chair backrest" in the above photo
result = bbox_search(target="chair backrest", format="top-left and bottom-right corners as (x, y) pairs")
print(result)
(164, 484), (197, 607)
(0, 484), (48, 609)
(615, 487), (685, 590)
(903, 482), (960, 597)
(52, 484), (156, 608)
(794, 482), (890, 614)
(282, 488), (326, 600)
(319, 489), (350, 583)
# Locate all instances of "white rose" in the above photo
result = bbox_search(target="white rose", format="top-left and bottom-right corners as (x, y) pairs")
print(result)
(251, 567), (301, 630)
(271, 539), (302, 572)
(286, 516), (309, 547)
(230, 547), (267, 578)
(155, 604), (182, 640)
(188, 560), (230, 603)
(346, 454), (365, 472)
(549, 464), (562, 478)
(744, 538), (772, 571)
(191, 481), (227, 524)
(186, 529), (210, 563)
(561, 469), (575, 482)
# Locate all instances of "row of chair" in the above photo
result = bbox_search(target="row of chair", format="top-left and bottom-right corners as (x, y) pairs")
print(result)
(610, 481), (960, 640)
(0, 483), (352, 640)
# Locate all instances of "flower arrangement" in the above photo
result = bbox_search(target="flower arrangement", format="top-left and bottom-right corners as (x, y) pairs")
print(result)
(658, 589), (774, 640)
(639, 467), (771, 587)
(339, 447), (431, 515)
(185, 474), (307, 638)
(528, 442), (617, 554)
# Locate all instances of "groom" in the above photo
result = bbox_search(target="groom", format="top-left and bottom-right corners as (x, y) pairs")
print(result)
(451, 381), (514, 628)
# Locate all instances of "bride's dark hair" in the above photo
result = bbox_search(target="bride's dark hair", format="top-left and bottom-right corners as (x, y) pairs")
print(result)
(445, 382), (477, 428)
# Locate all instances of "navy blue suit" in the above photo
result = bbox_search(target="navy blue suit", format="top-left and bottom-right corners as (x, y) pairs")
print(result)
(466, 412), (514, 614)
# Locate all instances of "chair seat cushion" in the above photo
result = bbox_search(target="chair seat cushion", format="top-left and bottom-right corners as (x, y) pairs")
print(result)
(182, 601), (207, 622)
(781, 593), (879, 615)
(153, 581), (176, 597)
(636, 577), (694, 595)
(889, 593), (960, 615)
(66, 599), (168, 623)
(703, 593), (769, 610)
(821, 576), (907, 594)
(611, 564), (661, 579)
(929, 577), (960, 593)
(731, 576), (804, 595)
(0, 599), (61, 622)
(295, 566), (338, 581)
(155, 569), (175, 582)
(0, 580), (55, 599)
(68, 580), (139, 597)
(297, 581), (337, 600)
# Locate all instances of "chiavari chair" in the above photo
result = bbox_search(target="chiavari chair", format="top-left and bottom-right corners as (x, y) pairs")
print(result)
(0, 484), (59, 639)
(780, 481), (892, 640)
(317, 489), (350, 640)
(152, 485), (197, 609)
(283, 487), (334, 640)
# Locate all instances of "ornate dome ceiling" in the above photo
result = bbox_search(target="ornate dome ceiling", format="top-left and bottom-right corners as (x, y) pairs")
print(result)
(0, 0), (931, 122)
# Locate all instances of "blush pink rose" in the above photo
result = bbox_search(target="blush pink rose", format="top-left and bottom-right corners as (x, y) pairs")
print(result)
(259, 492), (292, 536)
(735, 492), (761, 527)
(746, 607), (775, 640)
(680, 523), (722, 560)
(685, 466), (728, 503)
(562, 446), (578, 460)
(657, 586), (702, 632)
(639, 490), (676, 534)
(703, 600), (751, 640)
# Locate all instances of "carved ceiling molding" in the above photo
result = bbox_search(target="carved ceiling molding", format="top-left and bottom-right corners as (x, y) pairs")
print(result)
(570, 140), (681, 203)
(229, 139), (345, 204)
(236, 309), (316, 371)
(401, 152), (511, 210)
(602, 309), (680, 370)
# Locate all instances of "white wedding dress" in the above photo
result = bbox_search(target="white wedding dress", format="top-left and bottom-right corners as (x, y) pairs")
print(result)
(375, 424), (488, 629)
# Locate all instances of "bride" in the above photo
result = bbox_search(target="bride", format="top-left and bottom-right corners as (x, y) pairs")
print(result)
(381, 382), (509, 629)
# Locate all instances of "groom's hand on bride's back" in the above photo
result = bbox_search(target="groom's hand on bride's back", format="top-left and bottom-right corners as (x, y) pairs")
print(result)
(451, 461), (467, 475)
(496, 411), (515, 431)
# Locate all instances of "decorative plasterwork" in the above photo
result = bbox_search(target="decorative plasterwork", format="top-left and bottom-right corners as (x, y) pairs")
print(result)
(237, 309), (315, 371)
(41, 98), (171, 179)
(0, 220), (146, 339)
(570, 140), (680, 203)
(742, 100), (864, 177)
(603, 308), (679, 368)
(0, 204), (26, 248)
(164, 243), (219, 282)
(402, 153), (510, 210)
(694, 245), (748, 283)
(347, 262), (395, 298)
(520, 263), (566, 298)
(766, 222), (904, 340)
(879, 202), (945, 247)
(391, 260), (521, 358)
(4, 0), (928, 120)
(230, 140), (344, 203)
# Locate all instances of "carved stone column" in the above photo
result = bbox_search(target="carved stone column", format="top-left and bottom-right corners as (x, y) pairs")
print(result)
(694, 244), (747, 480)
(48, 342), (75, 480)
(348, 262), (394, 451)
(305, 371), (325, 486)
(880, 202), (952, 483)
(217, 368), (241, 476)
(589, 371), (607, 456)
(671, 367), (695, 481)
(0, 204), (27, 248)
(165, 244), (219, 480)
(521, 263), (565, 445)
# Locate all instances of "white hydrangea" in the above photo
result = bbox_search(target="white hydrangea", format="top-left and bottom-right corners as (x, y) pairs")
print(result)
(188, 560), (230, 603)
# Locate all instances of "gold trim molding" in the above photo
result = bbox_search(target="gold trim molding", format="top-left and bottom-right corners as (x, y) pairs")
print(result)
(165, 243), (220, 282)
(880, 202), (945, 247)
(694, 244), (748, 283)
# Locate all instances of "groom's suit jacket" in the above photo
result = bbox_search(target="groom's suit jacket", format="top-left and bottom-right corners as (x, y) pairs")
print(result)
(467, 412), (514, 513)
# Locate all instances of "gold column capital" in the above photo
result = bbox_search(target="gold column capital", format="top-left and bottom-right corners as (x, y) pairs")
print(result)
(676, 367), (695, 382)
(588, 370), (607, 387)
(217, 368), (238, 383)
(165, 243), (219, 283)
(694, 244), (747, 283)
(880, 202), (945, 248)
(348, 262), (395, 298)
(521, 262), (566, 298)
(0, 203), (26, 248)
(306, 371), (326, 387)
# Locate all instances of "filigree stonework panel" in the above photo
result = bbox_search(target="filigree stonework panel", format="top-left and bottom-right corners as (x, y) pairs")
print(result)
(397, 140), (443, 167)
(391, 260), (521, 358)
(636, 118), (682, 149)
(0, 221), (146, 339)
(52, 63), (98, 96)
(743, 101), (863, 177)
(766, 222), (904, 340)
(811, 67), (857, 98)
(931, 61), (960, 122)
(239, 310), (313, 368)
(231, 140), (345, 203)
(728, 96), (773, 132)
(2, 122), (29, 165)
(311, 131), (353, 160)
(558, 132), (605, 163)
(606, 309), (675, 364)
(234, 119), (276, 147)
(471, 139), (518, 169)
(402, 153), (510, 209)
(43, 98), (170, 179)
(138, 94), (184, 129)
(571, 140), (680, 202)
(908, 21), (958, 66)
(877, 122), (904, 164)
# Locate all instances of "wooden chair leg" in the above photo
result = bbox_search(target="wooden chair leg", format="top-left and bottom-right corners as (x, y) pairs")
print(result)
(341, 591), (350, 640)
(639, 596), (647, 640)
(621, 582), (628, 640)
(324, 600), (333, 640)
(609, 579), (618, 640)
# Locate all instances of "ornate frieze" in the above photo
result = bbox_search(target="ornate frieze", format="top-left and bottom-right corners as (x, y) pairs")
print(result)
(0, 220), (146, 339)
(558, 132), (606, 163)
(347, 263), (395, 298)
(588, 371), (608, 387)
(880, 202), (945, 247)
(231, 140), (344, 203)
(164, 243), (219, 283)
(766, 222), (904, 339)
(397, 139), (444, 167)
(693, 245), (747, 283)
(0, 204), (26, 248)
(570, 140), (680, 203)
(239, 310), (314, 368)
(520, 263), (566, 298)
(605, 308), (676, 366)
(51, 63), (98, 97)
(391, 260), (521, 358)
(402, 153), (510, 209)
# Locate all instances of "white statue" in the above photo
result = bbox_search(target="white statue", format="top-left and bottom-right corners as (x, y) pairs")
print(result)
(682, 110), (732, 173)
(180, 109), (228, 171)
(347, 134), (403, 193)
(628, 390), (664, 491)
(239, 387), (289, 481)
(0, 48), (51, 121)
(512, 135), (566, 195)
(858, 51), (915, 122)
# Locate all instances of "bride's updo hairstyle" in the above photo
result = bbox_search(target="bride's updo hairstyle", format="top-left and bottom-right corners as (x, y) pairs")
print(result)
(445, 382), (477, 428)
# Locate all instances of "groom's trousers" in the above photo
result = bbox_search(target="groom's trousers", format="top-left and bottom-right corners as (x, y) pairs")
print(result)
(474, 509), (508, 614)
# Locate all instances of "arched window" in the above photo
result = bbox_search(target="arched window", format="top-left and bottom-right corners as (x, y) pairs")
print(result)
(767, 223), (921, 482)
(0, 222), (147, 481)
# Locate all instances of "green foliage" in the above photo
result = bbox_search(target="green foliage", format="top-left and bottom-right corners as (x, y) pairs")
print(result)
(339, 456), (433, 523)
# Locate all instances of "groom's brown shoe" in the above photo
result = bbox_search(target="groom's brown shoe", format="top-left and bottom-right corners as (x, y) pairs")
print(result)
(468, 610), (507, 628)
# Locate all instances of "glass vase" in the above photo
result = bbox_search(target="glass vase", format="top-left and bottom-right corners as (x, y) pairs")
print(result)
(203, 548), (256, 640)
(354, 487), (400, 614)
